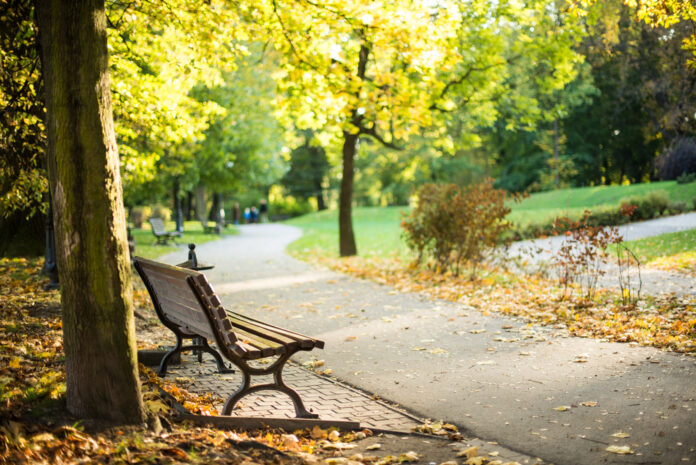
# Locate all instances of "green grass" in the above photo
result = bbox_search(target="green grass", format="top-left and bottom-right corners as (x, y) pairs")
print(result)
(508, 180), (696, 229)
(131, 220), (237, 260)
(287, 181), (696, 260)
(286, 207), (408, 259)
(619, 229), (696, 263)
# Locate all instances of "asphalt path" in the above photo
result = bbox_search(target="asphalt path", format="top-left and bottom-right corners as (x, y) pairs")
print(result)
(159, 222), (696, 465)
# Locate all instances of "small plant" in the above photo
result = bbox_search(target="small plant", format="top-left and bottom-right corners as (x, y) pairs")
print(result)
(552, 211), (623, 300)
(616, 243), (641, 306)
(402, 179), (520, 277)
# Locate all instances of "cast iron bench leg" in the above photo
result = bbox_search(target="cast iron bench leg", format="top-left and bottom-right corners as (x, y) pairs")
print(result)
(222, 353), (318, 419)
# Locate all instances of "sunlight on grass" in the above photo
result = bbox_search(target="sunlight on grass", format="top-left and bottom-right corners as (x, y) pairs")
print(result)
(287, 181), (695, 261)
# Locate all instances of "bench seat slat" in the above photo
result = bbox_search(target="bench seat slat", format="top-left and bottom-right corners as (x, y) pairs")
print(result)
(227, 313), (310, 349)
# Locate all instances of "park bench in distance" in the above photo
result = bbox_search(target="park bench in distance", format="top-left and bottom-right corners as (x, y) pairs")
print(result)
(148, 217), (182, 245)
(133, 257), (324, 418)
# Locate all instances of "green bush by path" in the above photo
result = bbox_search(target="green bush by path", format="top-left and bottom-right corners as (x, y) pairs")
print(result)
(130, 220), (238, 260)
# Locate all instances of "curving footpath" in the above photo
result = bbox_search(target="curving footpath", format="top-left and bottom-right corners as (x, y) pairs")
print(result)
(159, 220), (696, 465)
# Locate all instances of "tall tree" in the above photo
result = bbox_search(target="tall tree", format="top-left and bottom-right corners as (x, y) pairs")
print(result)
(34, 0), (144, 422)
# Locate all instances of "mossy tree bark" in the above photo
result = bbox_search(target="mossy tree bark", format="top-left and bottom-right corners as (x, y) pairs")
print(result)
(35, 0), (145, 423)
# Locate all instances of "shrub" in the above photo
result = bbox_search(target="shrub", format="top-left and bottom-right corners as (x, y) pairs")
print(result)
(676, 172), (696, 184)
(129, 206), (151, 228)
(402, 179), (519, 277)
(656, 137), (696, 180)
(552, 211), (623, 300)
(620, 190), (669, 220)
(149, 205), (171, 222)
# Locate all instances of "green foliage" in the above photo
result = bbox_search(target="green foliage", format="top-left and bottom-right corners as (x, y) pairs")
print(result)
(401, 180), (518, 276)
(0, 0), (48, 220)
(281, 132), (329, 209)
(677, 172), (696, 184)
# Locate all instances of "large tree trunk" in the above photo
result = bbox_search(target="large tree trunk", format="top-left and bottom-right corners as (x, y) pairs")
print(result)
(339, 131), (358, 256)
(35, 0), (145, 423)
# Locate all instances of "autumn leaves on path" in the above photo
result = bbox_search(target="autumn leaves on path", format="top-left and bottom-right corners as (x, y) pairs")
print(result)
(161, 224), (696, 465)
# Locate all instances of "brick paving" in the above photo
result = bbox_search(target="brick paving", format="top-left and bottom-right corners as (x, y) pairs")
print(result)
(164, 354), (423, 432)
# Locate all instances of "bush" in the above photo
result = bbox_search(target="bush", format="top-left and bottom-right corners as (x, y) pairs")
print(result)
(129, 206), (151, 228)
(676, 172), (696, 184)
(620, 190), (669, 220)
(269, 196), (313, 218)
(656, 137), (696, 180)
(149, 205), (171, 222)
(402, 179), (519, 277)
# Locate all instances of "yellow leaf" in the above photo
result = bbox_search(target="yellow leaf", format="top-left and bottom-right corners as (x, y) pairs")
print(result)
(554, 406), (572, 411)
(579, 401), (597, 407)
(611, 431), (630, 438)
(606, 445), (633, 454)
(457, 446), (478, 458)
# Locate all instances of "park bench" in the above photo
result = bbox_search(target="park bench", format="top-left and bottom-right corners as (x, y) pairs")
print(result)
(148, 217), (182, 245)
(133, 257), (324, 418)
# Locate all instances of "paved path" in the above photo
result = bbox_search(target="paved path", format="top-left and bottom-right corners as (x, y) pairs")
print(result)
(159, 223), (696, 465)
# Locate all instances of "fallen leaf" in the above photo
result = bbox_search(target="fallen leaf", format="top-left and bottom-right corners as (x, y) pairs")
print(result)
(554, 406), (572, 411)
(606, 445), (634, 455)
(457, 446), (478, 458)
(366, 443), (382, 450)
(579, 401), (597, 407)
(611, 431), (630, 438)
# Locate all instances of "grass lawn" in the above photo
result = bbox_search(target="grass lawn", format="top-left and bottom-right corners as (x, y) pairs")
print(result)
(620, 229), (696, 263)
(508, 180), (696, 229)
(131, 220), (237, 260)
(287, 181), (696, 260)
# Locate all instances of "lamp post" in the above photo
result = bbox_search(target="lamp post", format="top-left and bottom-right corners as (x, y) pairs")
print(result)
(173, 177), (184, 233)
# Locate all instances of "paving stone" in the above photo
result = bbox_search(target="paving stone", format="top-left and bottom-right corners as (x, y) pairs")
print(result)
(164, 354), (423, 432)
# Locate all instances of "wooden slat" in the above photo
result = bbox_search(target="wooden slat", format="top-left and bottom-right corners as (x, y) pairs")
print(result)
(227, 311), (324, 349)
(227, 314), (304, 349)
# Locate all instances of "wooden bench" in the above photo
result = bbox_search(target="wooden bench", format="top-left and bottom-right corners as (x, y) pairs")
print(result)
(133, 257), (324, 418)
(148, 217), (182, 245)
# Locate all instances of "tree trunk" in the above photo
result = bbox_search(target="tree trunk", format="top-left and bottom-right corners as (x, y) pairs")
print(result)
(339, 131), (358, 256)
(173, 177), (183, 232)
(315, 188), (326, 211)
(195, 186), (207, 223)
(35, 0), (145, 423)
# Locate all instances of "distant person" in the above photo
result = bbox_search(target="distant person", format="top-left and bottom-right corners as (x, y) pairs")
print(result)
(233, 202), (240, 225)
(250, 206), (258, 223)
(259, 199), (268, 223)
(243, 207), (250, 224)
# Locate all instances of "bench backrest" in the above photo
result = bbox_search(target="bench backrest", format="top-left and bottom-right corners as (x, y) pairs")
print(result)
(133, 257), (238, 349)
(148, 217), (166, 234)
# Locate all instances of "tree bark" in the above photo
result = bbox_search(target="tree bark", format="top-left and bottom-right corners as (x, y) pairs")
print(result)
(339, 131), (358, 256)
(35, 0), (145, 423)
(338, 40), (369, 257)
